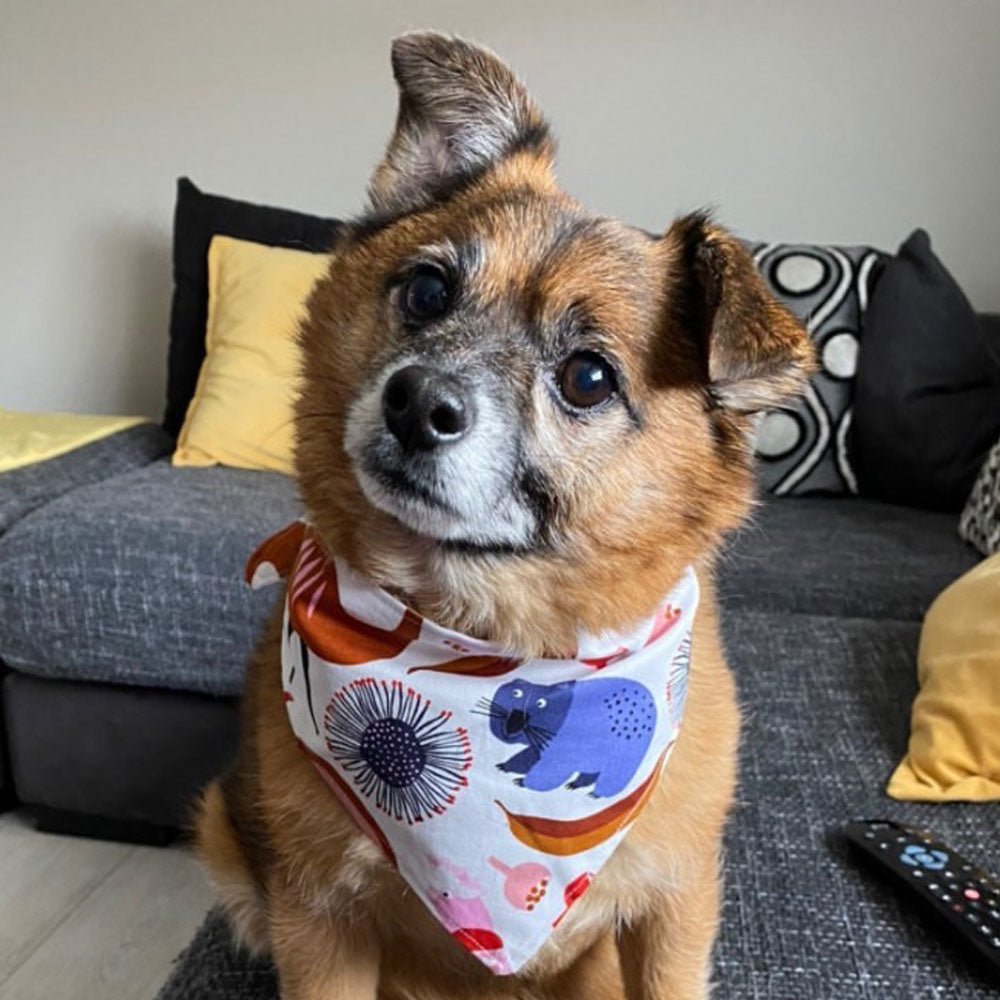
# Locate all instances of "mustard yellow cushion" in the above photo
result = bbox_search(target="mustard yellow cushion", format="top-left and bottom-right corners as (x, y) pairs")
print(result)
(0, 408), (146, 474)
(887, 553), (1000, 801)
(172, 235), (330, 475)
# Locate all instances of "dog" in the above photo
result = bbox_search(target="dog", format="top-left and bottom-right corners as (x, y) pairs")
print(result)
(195, 31), (813, 1000)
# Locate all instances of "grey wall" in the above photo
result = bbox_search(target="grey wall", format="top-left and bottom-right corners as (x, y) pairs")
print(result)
(3, 0), (999, 418)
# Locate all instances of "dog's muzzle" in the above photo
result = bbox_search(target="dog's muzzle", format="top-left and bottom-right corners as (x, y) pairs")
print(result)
(382, 365), (474, 453)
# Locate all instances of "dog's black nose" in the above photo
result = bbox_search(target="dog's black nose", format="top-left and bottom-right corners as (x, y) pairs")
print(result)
(382, 365), (472, 452)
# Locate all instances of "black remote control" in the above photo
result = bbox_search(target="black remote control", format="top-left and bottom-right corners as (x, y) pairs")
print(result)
(845, 819), (1000, 974)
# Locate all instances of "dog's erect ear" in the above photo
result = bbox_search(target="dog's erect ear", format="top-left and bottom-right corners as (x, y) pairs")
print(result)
(369, 33), (554, 215)
(667, 213), (815, 412)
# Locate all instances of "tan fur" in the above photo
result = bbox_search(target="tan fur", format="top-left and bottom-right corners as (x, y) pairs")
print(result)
(196, 31), (812, 1000)
(194, 781), (270, 957)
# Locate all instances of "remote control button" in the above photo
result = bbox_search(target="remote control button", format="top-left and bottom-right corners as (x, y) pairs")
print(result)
(911, 870), (923, 879)
(944, 870), (955, 880)
(966, 913), (980, 925)
(965, 888), (981, 900)
(992, 937), (1000, 948)
(990, 909), (1000, 920)
(928, 883), (940, 893)
(900, 846), (948, 870)
(942, 894), (953, 902)
(953, 904), (965, 913)
(864, 831), (875, 839)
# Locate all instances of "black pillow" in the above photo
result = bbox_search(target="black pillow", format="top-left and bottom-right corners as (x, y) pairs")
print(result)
(163, 178), (341, 437)
(850, 229), (1000, 511)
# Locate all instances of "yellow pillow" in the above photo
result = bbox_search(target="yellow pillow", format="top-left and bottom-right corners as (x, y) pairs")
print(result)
(887, 553), (1000, 801)
(172, 235), (330, 475)
(0, 408), (146, 474)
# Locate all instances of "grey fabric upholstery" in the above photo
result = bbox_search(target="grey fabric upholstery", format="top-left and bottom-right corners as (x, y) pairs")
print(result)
(0, 458), (299, 696)
(156, 612), (1000, 999)
(0, 424), (171, 536)
(3, 672), (237, 826)
(1, 488), (976, 702)
(0, 424), (171, 808)
(717, 611), (999, 997)
(2, 437), (995, 995)
(719, 497), (980, 622)
(0, 676), (9, 806)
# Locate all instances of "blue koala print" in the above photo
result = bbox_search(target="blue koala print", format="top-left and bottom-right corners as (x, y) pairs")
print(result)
(485, 678), (657, 798)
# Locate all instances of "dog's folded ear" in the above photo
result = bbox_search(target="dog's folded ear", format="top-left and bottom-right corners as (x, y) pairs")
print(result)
(666, 213), (815, 412)
(369, 32), (554, 215)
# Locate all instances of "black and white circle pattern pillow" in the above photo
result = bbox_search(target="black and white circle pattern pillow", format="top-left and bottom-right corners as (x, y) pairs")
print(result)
(959, 436), (1000, 556)
(749, 242), (883, 496)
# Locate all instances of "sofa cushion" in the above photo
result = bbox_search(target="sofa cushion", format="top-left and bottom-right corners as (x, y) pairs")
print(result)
(719, 496), (980, 622)
(715, 611), (1000, 997)
(164, 178), (340, 438)
(3, 672), (237, 827)
(851, 230), (1000, 512)
(0, 682), (9, 805)
(172, 236), (330, 476)
(960, 431), (1000, 557)
(154, 612), (1000, 999)
(749, 241), (884, 497)
(887, 553), (1000, 802)
(0, 423), (171, 536)
(0, 458), (299, 696)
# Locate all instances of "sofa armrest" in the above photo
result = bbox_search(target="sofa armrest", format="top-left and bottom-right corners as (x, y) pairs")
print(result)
(0, 423), (172, 536)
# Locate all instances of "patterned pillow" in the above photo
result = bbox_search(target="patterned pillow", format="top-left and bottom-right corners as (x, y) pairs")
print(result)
(959, 435), (1000, 556)
(749, 242), (883, 496)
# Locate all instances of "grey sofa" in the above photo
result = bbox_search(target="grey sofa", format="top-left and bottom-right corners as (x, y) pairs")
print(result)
(1, 427), (998, 996)
(0, 424), (298, 837)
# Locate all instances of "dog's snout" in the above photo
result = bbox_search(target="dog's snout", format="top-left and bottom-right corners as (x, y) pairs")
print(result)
(382, 365), (473, 452)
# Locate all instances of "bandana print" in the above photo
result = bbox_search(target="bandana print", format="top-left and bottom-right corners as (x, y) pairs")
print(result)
(247, 522), (697, 975)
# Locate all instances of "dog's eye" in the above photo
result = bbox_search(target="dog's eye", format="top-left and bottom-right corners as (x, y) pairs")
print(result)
(401, 266), (451, 324)
(558, 352), (617, 409)
(512, 688), (524, 699)
(536, 698), (547, 709)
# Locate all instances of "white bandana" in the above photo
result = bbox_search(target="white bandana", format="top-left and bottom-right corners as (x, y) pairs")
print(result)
(247, 522), (697, 975)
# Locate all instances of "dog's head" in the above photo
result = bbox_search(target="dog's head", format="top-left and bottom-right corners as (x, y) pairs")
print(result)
(296, 33), (813, 652)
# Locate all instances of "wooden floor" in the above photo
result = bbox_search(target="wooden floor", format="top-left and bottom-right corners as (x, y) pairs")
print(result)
(0, 809), (214, 1000)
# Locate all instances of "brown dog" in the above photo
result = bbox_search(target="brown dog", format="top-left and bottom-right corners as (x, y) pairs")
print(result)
(196, 32), (812, 1000)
